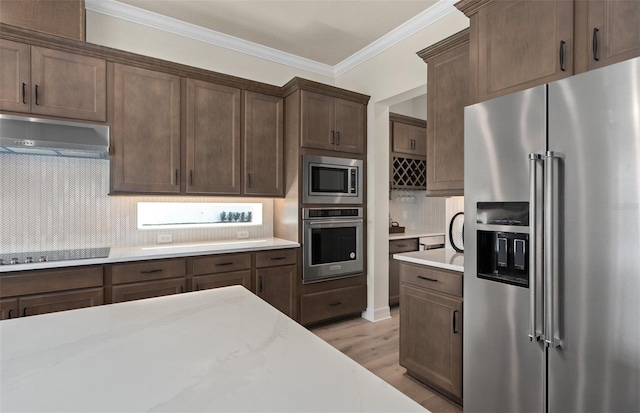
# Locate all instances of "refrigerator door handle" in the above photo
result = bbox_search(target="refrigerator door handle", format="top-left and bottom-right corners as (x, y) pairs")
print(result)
(544, 151), (564, 348)
(529, 153), (543, 342)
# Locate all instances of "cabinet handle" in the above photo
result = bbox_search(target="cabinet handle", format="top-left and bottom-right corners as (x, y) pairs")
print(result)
(331, 130), (335, 144)
(22, 83), (26, 104)
(180, 286), (184, 293)
(329, 301), (342, 307)
(35, 85), (39, 105)
(140, 269), (163, 274)
(453, 310), (460, 334)
(189, 170), (193, 186)
(23, 307), (27, 317)
(195, 284), (199, 291)
(258, 276), (263, 293)
(175, 169), (178, 185)
(592, 27), (599, 61)
(8, 309), (12, 319)
(215, 262), (234, 266)
(336, 131), (340, 145)
(418, 275), (438, 282)
(559, 40), (566, 72)
(270, 256), (286, 261)
(247, 173), (251, 188)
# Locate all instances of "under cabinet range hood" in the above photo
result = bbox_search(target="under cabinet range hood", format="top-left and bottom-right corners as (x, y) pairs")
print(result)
(0, 114), (109, 159)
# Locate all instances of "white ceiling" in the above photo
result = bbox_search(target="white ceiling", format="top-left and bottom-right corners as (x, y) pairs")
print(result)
(100, 0), (443, 66)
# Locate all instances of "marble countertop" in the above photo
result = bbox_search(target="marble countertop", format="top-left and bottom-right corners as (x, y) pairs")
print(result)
(393, 248), (464, 272)
(0, 286), (428, 413)
(0, 238), (300, 273)
(388, 230), (445, 241)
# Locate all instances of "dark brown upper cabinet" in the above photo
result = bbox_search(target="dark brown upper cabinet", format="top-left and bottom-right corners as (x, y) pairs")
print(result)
(111, 63), (182, 194)
(390, 113), (426, 157)
(417, 29), (469, 196)
(243, 91), (284, 197)
(0, 0), (85, 41)
(456, 0), (573, 104)
(574, 0), (640, 73)
(185, 79), (242, 195)
(0, 39), (106, 121)
(300, 90), (365, 155)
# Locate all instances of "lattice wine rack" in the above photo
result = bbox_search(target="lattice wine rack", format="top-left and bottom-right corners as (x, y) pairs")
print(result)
(392, 156), (426, 189)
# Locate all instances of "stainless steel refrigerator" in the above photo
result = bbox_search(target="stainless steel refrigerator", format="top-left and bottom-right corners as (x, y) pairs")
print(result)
(464, 56), (640, 412)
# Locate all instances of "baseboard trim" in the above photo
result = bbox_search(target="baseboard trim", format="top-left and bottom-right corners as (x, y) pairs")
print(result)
(362, 305), (391, 322)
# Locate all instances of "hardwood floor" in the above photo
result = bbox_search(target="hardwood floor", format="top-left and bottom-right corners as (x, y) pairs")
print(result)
(311, 306), (463, 413)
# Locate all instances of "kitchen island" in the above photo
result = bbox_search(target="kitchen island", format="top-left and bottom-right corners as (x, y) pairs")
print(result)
(0, 285), (427, 412)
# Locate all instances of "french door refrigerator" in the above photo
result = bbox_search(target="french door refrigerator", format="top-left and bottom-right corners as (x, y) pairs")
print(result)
(464, 56), (640, 412)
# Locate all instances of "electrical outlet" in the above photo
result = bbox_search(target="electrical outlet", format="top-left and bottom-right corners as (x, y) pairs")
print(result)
(157, 234), (172, 244)
(237, 231), (249, 239)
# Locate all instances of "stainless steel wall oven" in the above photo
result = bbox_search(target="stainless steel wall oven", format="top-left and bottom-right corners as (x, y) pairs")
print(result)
(302, 208), (363, 283)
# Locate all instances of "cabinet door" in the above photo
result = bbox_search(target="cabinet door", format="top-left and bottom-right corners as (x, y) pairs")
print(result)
(392, 122), (426, 156)
(334, 98), (365, 154)
(112, 278), (186, 303)
(185, 79), (241, 194)
(30, 47), (106, 121)
(193, 270), (251, 292)
(0, 298), (19, 320)
(243, 91), (284, 196)
(256, 265), (295, 318)
(475, 0), (573, 102)
(426, 41), (468, 194)
(0, 39), (30, 113)
(400, 284), (462, 399)
(584, 0), (640, 71)
(300, 90), (335, 151)
(111, 64), (181, 194)
(20, 288), (103, 317)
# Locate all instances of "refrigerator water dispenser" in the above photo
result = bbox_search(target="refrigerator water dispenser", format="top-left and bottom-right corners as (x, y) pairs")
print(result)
(477, 231), (529, 287)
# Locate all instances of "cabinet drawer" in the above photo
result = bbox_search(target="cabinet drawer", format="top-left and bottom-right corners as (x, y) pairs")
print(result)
(255, 248), (297, 268)
(0, 298), (19, 320)
(112, 278), (186, 303)
(193, 270), (251, 292)
(20, 288), (104, 317)
(389, 238), (419, 254)
(192, 253), (251, 276)
(300, 285), (364, 325)
(0, 266), (103, 298)
(400, 262), (462, 297)
(111, 258), (186, 284)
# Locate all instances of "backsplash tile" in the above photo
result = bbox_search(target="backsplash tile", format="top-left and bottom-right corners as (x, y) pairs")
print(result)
(0, 154), (273, 253)
(445, 196), (464, 250)
(389, 189), (445, 232)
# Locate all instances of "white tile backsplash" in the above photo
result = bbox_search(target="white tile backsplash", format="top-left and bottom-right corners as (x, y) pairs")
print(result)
(389, 189), (445, 232)
(0, 154), (274, 253)
(445, 196), (464, 250)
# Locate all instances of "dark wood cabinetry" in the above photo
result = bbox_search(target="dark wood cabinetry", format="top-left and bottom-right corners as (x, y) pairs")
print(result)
(300, 90), (365, 154)
(418, 29), (468, 196)
(243, 91), (284, 196)
(191, 253), (252, 291)
(110, 258), (187, 303)
(0, 0), (85, 41)
(300, 285), (365, 325)
(574, 0), (640, 73)
(185, 79), (241, 195)
(388, 238), (419, 306)
(0, 40), (106, 121)
(111, 63), (181, 194)
(0, 266), (104, 319)
(389, 113), (427, 189)
(399, 261), (463, 404)
(255, 249), (297, 318)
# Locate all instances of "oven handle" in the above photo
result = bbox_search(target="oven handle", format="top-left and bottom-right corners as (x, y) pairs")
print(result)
(306, 219), (363, 226)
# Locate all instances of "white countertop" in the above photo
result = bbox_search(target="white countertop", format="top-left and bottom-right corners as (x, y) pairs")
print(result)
(388, 230), (445, 241)
(393, 248), (464, 272)
(0, 286), (428, 413)
(0, 238), (300, 272)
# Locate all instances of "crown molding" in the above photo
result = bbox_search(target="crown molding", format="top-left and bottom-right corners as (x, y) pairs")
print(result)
(85, 0), (459, 80)
(334, 0), (459, 77)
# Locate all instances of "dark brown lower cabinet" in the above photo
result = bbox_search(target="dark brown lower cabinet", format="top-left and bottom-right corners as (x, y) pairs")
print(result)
(112, 279), (186, 303)
(389, 238), (420, 306)
(193, 271), (251, 291)
(20, 288), (103, 317)
(256, 265), (296, 318)
(399, 262), (463, 405)
(0, 298), (18, 320)
(300, 285), (365, 326)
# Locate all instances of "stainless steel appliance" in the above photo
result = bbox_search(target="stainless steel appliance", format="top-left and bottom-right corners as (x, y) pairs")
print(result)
(464, 57), (640, 412)
(302, 155), (362, 204)
(0, 247), (111, 266)
(302, 207), (363, 283)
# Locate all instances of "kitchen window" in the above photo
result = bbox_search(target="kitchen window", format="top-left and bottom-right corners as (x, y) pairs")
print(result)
(137, 202), (262, 229)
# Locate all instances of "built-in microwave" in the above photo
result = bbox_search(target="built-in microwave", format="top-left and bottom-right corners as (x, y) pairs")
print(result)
(302, 155), (363, 204)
